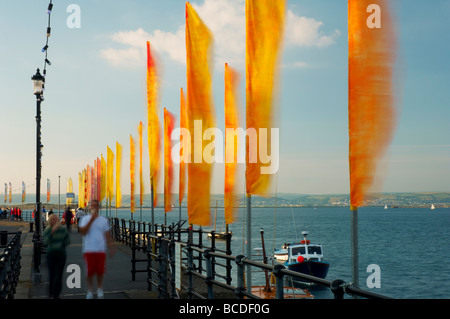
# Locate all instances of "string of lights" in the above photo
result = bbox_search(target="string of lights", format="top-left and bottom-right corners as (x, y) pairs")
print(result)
(41, 0), (53, 88)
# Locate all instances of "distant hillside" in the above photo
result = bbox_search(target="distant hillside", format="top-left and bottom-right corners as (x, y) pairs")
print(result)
(5, 192), (450, 209)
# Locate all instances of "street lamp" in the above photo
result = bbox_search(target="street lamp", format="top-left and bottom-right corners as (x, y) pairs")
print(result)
(31, 68), (44, 281)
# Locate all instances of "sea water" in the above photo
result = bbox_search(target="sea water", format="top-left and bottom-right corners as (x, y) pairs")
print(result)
(104, 206), (450, 299)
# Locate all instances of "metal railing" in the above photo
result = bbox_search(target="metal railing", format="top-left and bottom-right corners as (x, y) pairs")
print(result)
(109, 217), (392, 300)
(0, 232), (22, 299)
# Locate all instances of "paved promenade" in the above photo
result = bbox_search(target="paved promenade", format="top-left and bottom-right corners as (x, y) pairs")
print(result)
(2, 220), (158, 299)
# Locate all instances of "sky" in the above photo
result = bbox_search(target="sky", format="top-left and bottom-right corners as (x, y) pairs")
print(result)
(0, 0), (449, 202)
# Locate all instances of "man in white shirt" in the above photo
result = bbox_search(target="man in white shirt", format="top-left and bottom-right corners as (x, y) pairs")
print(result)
(79, 199), (115, 299)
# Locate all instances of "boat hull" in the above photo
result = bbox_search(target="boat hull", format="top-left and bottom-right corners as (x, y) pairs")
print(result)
(286, 260), (330, 281)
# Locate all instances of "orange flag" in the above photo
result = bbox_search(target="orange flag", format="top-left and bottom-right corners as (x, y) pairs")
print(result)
(245, 0), (286, 196)
(147, 41), (161, 207)
(100, 154), (106, 203)
(138, 121), (144, 207)
(130, 135), (136, 213)
(348, 0), (398, 208)
(224, 63), (240, 224)
(179, 88), (187, 206)
(164, 108), (175, 214)
(86, 165), (91, 204)
(186, 2), (215, 226)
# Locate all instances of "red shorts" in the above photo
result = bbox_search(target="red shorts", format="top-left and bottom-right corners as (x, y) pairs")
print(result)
(83, 252), (106, 277)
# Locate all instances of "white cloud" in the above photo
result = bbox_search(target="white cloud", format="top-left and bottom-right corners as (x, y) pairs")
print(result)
(100, 0), (340, 68)
(285, 10), (340, 48)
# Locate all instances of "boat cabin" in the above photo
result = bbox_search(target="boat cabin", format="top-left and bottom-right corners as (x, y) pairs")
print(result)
(274, 231), (325, 264)
(287, 243), (324, 264)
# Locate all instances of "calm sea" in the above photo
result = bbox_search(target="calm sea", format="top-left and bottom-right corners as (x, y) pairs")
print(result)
(99, 206), (450, 299)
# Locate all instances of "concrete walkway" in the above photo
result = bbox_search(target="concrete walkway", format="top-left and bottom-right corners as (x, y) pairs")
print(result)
(6, 221), (158, 299)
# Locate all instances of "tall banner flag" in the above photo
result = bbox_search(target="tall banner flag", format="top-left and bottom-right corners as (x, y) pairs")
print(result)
(146, 41), (161, 207)
(67, 178), (73, 205)
(138, 121), (144, 207)
(116, 141), (122, 208)
(4, 183), (7, 204)
(78, 172), (83, 208)
(82, 169), (87, 207)
(164, 108), (175, 214)
(47, 178), (51, 203)
(348, 0), (398, 208)
(245, 0), (286, 196)
(9, 182), (11, 203)
(224, 63), (240, 225)
(179, 88), (187, 207)
(22, 181), (26, 203)
(245, 0), (286, 291)
(107, 146), (114, 206)
(97, 157), (101, 202)
(130, 135), (136, 213)
(87, 164), (91, 205)
(186, 2), (215, 226)
(101, 154), (106, 203)
(93, 160), (98, 202)
(348, 0), (398, 288)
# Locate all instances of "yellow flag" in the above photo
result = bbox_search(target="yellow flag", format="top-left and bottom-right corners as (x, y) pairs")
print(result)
(186, 2), (215, 226)
(81, 169), (86, 208)
(348, 0), (398, 208)
(138, 121), (144, 207)
(107, 146), (114, 205)
(116, 141), (122, 208)
(224, 63), (240, 224)
(78, 172), (82, 207)
(179, 88), (187, 206)
(130, 135), (136, 213)
(147, 41), (161, 207)
(100, 154), (106, 203)
(245, 0), (286, 196)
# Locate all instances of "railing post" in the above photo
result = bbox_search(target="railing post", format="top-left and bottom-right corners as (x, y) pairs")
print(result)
(226, 232), (232, 285)
(210, 231), (216, 278)
(187, 227), (194, 299)
(273, 264), (286, 299)
(235, 255), (246, 299)
(198, 227), (203, 274)
(0, 231), (7, 246)
(169, 238), (177, 299)
(131, 230), (136, 281)
(331, 279), (346, 299)
(158, 238), (168, 299)
(204, 249), (214, 299)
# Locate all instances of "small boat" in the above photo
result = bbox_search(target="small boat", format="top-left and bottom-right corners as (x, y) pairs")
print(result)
(384, 204), (388, 210)
(431, 204), (435, 210)
(250, 229), (313, 299)
(274, 231), (330, 283)
(207, 231), (232, 240)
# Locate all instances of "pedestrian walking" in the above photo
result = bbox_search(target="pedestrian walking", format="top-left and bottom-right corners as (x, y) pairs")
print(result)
(75, 207), (86, 233)
(79, 199), (115, 299)
(43, 214), (70, 299)
(63, 208), (73, 232)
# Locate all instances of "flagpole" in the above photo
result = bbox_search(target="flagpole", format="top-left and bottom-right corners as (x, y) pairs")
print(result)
(246, 193), (252, 293)
(151, 179), (155, 235)
(351, 205), (359, 294)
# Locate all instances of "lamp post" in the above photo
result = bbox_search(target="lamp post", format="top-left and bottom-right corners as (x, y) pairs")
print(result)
(32, 68), (44, 281)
